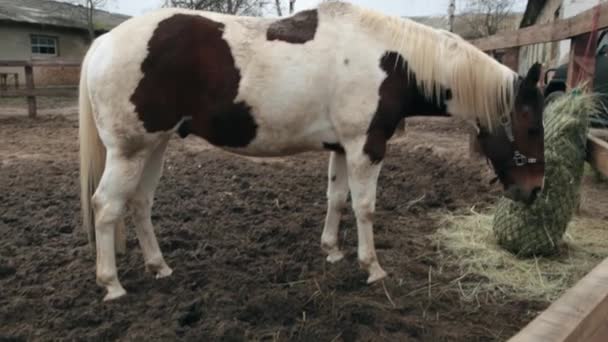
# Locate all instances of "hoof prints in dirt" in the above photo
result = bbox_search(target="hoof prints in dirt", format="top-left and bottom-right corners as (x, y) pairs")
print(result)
(0, 117), (540, 341)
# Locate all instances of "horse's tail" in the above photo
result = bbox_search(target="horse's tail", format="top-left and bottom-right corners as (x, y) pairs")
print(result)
(79, 40), (105, 254)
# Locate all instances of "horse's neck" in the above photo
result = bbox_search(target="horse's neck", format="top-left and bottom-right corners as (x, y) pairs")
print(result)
(359, 12), (515, 129)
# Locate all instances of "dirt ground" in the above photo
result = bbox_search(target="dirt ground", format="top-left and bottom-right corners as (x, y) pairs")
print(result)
(1, 99), (605, 341)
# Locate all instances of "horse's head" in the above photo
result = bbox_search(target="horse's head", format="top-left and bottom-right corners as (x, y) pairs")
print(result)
(476, 63), (545, 204)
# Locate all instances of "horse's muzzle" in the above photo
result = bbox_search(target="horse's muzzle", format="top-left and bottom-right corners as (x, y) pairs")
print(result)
(504, 184), (542, 205)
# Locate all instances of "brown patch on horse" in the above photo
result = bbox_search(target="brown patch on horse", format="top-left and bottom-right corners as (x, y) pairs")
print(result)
(267, 10), (318, 44)
(363, 51), (452, 163)
(130, 14), (257, 148)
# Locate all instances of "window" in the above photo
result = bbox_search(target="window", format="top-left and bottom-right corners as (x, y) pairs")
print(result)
(31, 35), (58, 56)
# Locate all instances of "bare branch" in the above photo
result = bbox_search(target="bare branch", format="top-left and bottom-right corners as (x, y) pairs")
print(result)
(461, 0), (516, 38)
(56, 0), (110, 42)
(166, 0), (270, 15)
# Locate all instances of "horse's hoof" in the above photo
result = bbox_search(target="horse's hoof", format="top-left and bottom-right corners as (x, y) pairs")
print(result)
(366, 264), (388, 284)
(146, 258), (172, 279)
(103, 286), (127, 301)
(326, 250), (345, 264)
(155, 265), (173, 279)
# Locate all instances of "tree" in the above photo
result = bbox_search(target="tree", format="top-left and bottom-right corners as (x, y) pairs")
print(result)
(63, 0), (110, 42)
(165, 0), (270, 16)
(273, 0), (295, 16)
(461, 0), (516, 38)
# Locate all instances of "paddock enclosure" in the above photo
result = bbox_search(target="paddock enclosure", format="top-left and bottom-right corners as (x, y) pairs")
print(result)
(0, 99), (606, 341)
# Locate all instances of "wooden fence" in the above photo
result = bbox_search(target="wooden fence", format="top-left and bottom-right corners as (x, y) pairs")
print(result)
(470, 3), (608, 342)
(0, 60), (80, 118)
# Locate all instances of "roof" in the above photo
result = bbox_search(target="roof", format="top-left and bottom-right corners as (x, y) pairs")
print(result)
(0, 0), (130, 32)
(519, 0), (548, 28)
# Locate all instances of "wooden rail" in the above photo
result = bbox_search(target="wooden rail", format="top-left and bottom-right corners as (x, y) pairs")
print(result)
(588, 131), (608, 177)
(0, 60), (81, 118)
(470, 3), (608, 51)
(510, 257), (608, 342)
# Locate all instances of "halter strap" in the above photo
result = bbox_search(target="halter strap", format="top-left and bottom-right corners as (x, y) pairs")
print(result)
(498, 94), (541, 168)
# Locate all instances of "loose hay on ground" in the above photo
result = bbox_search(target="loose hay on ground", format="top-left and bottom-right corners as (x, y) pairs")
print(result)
(433, 209), (608, 302)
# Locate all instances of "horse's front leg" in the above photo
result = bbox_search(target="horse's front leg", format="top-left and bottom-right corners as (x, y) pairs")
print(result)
(321, 151), (349, 263)
(344, 141), (387, 284)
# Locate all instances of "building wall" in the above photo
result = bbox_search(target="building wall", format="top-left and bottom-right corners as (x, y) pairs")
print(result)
(518, 0), (563, 75)
(557, 0), (601, 62)
(0, 22), (88, 86)
(519, 0), (602, 76)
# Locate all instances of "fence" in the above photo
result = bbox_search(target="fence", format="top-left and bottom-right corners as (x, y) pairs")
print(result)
(0, 60), (80, 118)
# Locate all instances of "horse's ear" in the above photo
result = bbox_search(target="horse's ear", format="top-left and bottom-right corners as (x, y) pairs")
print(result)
(524, 62), (542, 85)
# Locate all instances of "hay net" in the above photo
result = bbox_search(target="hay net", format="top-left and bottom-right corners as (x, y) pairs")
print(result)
(493, 90), (599, 257)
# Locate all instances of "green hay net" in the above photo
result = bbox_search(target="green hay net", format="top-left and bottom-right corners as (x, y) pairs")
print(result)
(492, 90), (598, 257)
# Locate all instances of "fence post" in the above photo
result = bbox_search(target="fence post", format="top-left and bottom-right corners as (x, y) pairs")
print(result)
(24, 65), (36, 118)
(567, 33), (597, 90)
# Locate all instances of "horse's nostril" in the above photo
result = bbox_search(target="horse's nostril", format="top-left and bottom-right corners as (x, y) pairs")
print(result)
(529, 186), (541, 203)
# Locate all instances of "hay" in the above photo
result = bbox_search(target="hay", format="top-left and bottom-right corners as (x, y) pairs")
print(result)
(493, 90), (600, 256)
(434, 210), (608, 302)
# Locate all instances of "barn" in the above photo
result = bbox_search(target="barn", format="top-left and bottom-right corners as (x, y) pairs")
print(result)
(518, 0), (601, 75)
(0, 0), (128, 87)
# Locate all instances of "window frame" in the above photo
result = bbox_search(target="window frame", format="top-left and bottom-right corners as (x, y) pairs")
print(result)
(30, 34), (59, 57)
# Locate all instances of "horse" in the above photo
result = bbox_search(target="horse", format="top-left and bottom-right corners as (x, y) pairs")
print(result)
(78, 1), (545, 301)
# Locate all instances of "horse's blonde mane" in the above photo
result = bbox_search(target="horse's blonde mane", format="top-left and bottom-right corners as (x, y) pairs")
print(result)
(319, 1), (517, 131)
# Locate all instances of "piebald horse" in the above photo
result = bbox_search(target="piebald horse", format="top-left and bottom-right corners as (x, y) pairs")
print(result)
(79, 1), (545, 301)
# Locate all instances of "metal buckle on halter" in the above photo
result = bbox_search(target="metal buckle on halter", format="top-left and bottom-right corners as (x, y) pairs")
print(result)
(500, 114), (515, 142)
(513, 151), (527, 166)
(513, 150), (536, 167)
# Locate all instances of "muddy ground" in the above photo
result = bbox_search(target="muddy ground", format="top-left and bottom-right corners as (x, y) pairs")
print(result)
(1, 100), (604, 341)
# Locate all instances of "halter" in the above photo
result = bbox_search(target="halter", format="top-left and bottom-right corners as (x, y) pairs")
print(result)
(499, 111), (540, 167)
(496, 75), (541, 168)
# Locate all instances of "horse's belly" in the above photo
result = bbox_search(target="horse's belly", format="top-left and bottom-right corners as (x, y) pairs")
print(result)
(221, 116), (338, 157)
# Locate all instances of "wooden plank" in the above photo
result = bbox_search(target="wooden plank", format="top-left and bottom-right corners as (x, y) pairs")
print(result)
(587, 133), (608, 178)
(501, 47), (520, 71)
(567, 33), (597, 89)
(591, 129), (608, 140)
(0, 60), (81, 67)
(0, 87), (78, 97)
(589, 321), (608, 342)
(24, 65), (36, 118)
(509, 257), (608, 342)
(471, 3), (608, 51)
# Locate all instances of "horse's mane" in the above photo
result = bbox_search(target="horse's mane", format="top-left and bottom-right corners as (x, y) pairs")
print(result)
(318, 1), (517, 132)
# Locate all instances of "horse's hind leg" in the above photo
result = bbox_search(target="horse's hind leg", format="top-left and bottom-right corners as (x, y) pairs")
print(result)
(129, 139), (172, 278)
(93, 150), (147, 301)
(321, 152), (349, 263)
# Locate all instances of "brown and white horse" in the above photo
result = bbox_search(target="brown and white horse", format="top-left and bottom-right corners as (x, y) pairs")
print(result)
(79, 1), (545, 301)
